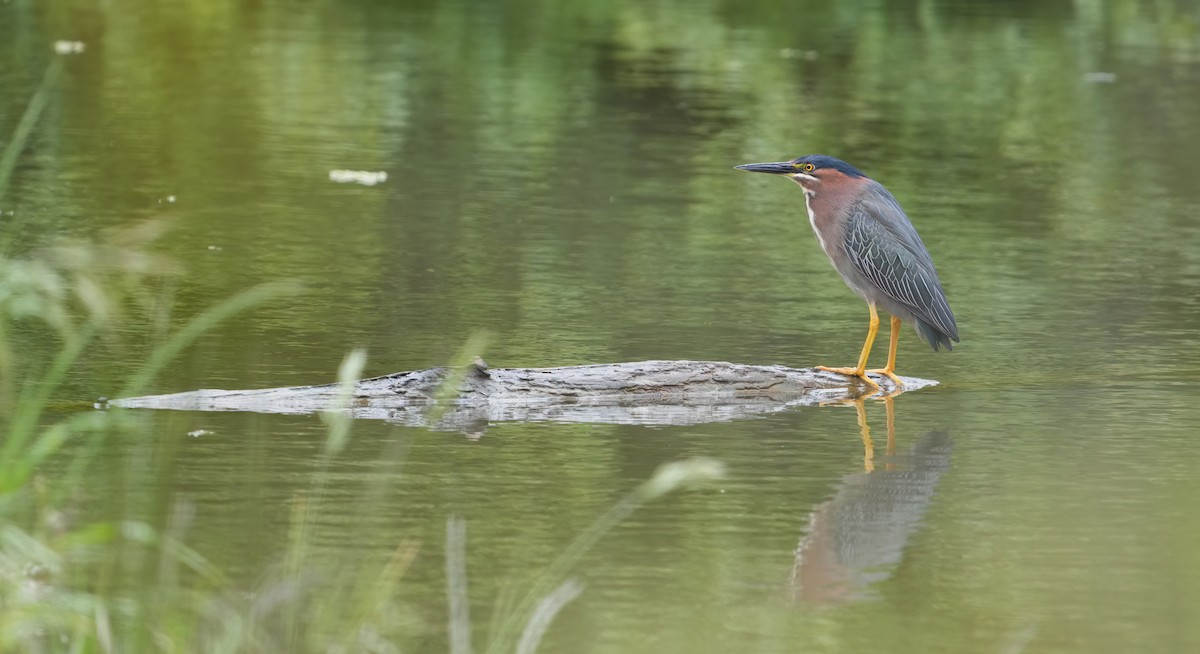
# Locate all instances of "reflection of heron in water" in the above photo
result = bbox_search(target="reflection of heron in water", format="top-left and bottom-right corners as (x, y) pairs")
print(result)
(792, 397), (953, 603)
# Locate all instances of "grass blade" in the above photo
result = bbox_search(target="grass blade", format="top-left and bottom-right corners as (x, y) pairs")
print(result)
(515, 579), (583, 654)
(0, 58), (63, 203)
(117, 282), (299, 399)
(446, 516), (472, 654)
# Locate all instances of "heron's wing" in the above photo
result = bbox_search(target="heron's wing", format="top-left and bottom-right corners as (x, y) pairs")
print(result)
(843, 200), (959, 341)
(861, 189), (940, 270)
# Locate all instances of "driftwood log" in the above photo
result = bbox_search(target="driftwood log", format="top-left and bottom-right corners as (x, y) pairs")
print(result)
(112, 360), (936, 434)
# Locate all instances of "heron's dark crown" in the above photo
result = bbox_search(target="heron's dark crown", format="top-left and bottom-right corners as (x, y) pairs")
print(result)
(792, 155), (867, 179)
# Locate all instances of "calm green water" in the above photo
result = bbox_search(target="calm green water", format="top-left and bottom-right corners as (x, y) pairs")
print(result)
(5, 0), (1200, 652)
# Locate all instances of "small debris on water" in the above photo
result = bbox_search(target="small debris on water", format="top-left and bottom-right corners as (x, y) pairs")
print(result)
(1083, 72), (1116, 84)
(329, 169), (388, 186)
(187, 429), (213, 438)
(54, 40), (86, 55)
(207, 245), (223, 251)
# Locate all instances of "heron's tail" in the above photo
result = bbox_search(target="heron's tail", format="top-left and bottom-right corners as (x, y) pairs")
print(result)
(915, 318), (958, 352)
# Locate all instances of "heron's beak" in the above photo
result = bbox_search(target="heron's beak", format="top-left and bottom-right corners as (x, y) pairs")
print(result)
(734, 161), (796, 175)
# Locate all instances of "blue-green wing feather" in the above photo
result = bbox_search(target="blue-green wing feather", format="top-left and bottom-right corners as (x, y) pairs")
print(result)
(843, 197), (959, 349)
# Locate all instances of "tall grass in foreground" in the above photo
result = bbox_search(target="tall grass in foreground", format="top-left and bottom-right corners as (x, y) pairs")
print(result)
(0, 229), (724, 650)
(0, 238), (723, 650)
(0, 215), (723, 652)
(0, 223), (298, 650)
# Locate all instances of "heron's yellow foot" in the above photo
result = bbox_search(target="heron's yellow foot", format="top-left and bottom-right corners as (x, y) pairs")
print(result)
(867, 368), (904, 388)
(816, 366), (881, 390)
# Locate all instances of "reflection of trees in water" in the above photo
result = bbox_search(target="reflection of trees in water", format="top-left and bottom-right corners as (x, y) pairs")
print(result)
(2, 0), (1193, 371)
(792, 398), (953, 603)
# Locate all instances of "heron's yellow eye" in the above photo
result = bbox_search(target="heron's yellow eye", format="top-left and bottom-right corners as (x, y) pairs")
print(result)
(803, 163), (815, 172)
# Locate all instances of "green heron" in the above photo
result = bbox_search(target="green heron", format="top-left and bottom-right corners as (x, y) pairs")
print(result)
(735, 155), (958, 389)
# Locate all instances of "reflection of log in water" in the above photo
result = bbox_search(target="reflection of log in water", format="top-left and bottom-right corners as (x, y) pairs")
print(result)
(792, 400), (952, 603)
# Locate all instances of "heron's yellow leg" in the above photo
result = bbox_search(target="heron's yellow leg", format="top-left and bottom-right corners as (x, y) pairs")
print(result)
(819, 304), (880, 389)
(868, 316), (905, 387)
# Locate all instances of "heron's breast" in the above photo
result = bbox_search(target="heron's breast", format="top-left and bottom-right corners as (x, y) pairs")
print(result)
(803, 194), (830, 253)
(804, 193), (847, 260)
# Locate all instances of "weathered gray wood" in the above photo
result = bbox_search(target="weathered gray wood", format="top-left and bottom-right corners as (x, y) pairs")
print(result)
(111, 360), (936, 433)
